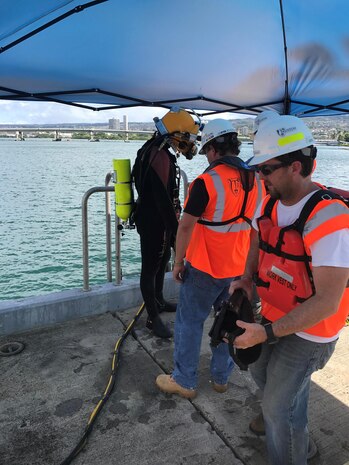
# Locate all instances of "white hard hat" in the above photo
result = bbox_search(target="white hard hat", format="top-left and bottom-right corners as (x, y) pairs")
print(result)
(249, 115), (315, 165)
(199, 119), (237, 154)
(253, 110), (279, 134)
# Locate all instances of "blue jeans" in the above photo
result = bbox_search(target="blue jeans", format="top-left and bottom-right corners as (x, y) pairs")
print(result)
(172, 262), (235, 389)
(250, 333), (337, 465)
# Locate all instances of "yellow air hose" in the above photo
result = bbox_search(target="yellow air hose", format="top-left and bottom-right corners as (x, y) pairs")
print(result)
(59, 302), (146, 465)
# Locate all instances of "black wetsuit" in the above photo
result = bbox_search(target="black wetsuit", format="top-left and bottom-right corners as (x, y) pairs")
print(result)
(132, 137), (179, 321)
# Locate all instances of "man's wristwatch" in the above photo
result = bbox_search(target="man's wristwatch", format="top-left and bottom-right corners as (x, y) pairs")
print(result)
(264, 323), (279, 345)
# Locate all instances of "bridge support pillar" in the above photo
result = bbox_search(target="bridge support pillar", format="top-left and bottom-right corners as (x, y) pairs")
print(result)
(16, 131), (25, 141)
(53, 130), (61, 141)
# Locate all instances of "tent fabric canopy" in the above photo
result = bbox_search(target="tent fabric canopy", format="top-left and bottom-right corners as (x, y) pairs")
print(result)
(1, 0), (349, 117)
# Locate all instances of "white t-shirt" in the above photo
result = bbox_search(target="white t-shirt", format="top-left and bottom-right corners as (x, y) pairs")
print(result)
(253, 191), (349, 342)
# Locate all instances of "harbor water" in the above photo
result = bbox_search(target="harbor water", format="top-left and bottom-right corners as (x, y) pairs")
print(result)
(0, 138), (348, 301)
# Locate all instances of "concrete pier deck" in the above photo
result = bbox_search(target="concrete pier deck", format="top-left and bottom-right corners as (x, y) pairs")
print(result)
(1, 305), (348, 465)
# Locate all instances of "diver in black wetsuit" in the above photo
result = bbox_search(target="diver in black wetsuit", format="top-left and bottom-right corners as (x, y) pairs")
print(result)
(132, 108), (200, 338)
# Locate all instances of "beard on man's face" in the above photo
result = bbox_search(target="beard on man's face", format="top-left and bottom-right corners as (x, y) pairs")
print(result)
(266, 184), (281, 199)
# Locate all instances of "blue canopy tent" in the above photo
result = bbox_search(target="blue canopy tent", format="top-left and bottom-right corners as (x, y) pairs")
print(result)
(1, 0), (349, 117)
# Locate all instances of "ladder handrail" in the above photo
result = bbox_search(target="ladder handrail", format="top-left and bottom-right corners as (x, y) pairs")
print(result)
(82, 168), (189, 291)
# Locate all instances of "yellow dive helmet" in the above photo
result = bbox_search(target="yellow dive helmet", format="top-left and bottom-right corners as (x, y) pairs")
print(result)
(154, 107), (200, 159)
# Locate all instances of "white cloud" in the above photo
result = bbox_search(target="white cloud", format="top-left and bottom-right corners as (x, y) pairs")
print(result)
(0, 100), (252, 124)
(0, 101), (169, 124)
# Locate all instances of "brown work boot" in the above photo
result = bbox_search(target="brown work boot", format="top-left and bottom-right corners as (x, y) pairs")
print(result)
(249, 412), (265, 436)
(212, 382), (228, 393)
(155, 374), (197, 399)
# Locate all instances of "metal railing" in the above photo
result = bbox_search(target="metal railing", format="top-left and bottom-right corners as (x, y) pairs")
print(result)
(82, 168), (189, 292)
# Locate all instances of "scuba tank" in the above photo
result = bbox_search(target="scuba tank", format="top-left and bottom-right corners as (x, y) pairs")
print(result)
(113, 159), (134, 221)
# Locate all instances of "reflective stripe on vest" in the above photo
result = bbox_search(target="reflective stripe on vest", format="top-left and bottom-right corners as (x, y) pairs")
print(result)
(202, 169), (226, 223)
(204, 222), (251, 233)
(304, 200), (349, 247)
(255, 175), (264, 209)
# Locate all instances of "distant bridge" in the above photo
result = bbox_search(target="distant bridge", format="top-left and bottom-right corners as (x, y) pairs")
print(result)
(0, 130), (340, 145)
(0, 127), (154, 141)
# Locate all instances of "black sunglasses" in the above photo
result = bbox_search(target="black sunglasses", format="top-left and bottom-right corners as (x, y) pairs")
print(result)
(255, 161), (290, 176)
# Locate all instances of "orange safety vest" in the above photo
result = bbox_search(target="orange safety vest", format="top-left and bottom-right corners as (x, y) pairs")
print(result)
(185, 160), (264, 278)
(256, 189), (349, 338)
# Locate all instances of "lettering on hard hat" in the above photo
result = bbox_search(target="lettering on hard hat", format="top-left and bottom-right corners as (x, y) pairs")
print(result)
(217, 129), (230, 136)
(276, 127), (297, 136)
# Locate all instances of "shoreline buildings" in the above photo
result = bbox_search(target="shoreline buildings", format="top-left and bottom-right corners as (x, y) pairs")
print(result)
(109, 115), (128, 131)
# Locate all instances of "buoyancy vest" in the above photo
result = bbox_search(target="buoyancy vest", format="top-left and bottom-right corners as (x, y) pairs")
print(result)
(185, 157), (265, 278)
(256, 189), (349, 338)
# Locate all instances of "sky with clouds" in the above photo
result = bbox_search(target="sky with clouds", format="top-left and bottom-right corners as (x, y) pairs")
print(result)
(0, 100), (249, 125)
(0, 100), (165, 124)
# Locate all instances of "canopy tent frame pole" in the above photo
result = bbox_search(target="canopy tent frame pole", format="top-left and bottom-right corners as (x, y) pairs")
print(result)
(278, 0), (290, 115)
(199, 100), (285, 116)
(0, 85), (96, 110)
(292, 98), (349, 116)
(3, 84), (349, 117)
(0, 86), (283, 116)
(0, 0), (108, 55)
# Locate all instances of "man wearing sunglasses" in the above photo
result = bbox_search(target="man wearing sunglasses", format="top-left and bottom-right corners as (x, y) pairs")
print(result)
(229, 112), (349, 465)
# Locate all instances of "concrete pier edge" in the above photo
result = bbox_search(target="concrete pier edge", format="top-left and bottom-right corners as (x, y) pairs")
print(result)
(0, 273), (179, 336)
